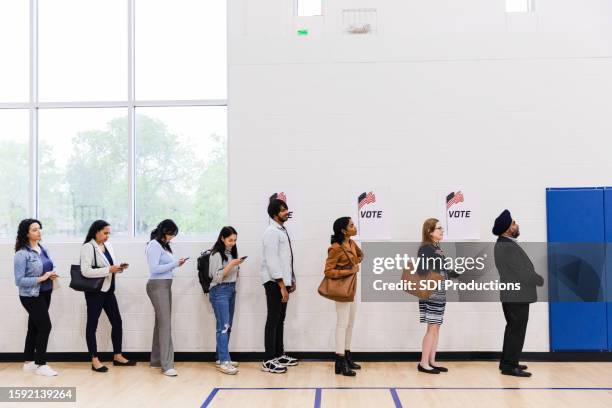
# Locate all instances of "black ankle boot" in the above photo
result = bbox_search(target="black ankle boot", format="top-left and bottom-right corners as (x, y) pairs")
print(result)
(345, 350), (361, 370)
(334, 355), (356, 376)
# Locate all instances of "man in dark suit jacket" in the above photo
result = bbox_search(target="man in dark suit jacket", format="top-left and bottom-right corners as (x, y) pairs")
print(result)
(493, 209), (544, 377)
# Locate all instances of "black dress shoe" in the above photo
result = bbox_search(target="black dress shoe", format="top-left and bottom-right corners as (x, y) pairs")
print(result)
(91, 364), (108, 373)
(430, 364), (448, 372)
(499, 364), (528, 371)
(113, 359), (137, 366)
(417, 364), (440, 374)
(501, 367), (531, 377)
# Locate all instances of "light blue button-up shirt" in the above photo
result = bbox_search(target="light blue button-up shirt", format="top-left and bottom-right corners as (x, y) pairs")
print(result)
(260, 219), (295, 286)
(146, 239), (178, 280)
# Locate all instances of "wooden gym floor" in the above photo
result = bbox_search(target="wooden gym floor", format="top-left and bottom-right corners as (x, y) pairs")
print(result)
(0, 361), (611, 407)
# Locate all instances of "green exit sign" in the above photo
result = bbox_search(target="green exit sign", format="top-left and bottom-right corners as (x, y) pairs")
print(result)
(297, 29), (309, 36)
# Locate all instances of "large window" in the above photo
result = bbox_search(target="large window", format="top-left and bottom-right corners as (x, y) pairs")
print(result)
(0, 0), (227, 240)
(0, 110), (29, 237)
(38, 108), (129, 237)
(135, 107), (227, 236)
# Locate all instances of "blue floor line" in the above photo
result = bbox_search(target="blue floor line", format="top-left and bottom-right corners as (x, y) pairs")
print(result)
(201, 387), (219, 408)
(390, 388), (403, 408)
(314, 388), (322, 408)
(201, 386), (612, 407)
(210, 386), (612, 391)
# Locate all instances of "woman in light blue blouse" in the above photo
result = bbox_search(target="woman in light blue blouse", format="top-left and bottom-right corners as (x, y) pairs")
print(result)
(145, 219), (187, 377)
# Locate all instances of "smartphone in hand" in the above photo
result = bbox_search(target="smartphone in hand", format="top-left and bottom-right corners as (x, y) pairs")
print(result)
(240, 256), (248, 261)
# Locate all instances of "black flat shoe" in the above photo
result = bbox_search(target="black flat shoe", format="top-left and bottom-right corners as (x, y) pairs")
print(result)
(501, 367), (532, 377)
(417, 364), (440, 374)
(91, 364), (108, 373)
(517, 364), (528, 370)
(430, 364), (448, 372)
(113, 359), (137, 366)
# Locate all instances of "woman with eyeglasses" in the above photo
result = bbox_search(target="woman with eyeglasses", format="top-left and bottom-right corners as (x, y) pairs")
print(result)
(416, 218), (459, 374)
(145, 219), (187, 377)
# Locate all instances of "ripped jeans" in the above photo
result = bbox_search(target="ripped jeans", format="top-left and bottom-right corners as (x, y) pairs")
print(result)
(209, 282), (236, 363)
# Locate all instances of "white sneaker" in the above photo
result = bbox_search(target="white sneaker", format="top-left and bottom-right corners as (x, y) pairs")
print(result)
(216, 362), (238, 375)
(261, 359), (287, 374)
(35, 365), (58, 377)
(23, 362), (39, 372)
(162, 368), (178, 376)
(276, 354), (299, 367)
(215, 360), (239, 367)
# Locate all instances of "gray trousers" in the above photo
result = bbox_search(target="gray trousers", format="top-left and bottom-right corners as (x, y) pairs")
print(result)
(146, 279), (174, 371)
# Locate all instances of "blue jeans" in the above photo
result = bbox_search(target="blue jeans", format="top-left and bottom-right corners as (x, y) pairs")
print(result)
(209, 282), (236, 362)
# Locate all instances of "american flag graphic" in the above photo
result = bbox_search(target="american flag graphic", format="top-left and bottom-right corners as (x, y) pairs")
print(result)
(270, 192), (287, 203)
(358, 191), (376, 210)
(446, 191), (464, 209)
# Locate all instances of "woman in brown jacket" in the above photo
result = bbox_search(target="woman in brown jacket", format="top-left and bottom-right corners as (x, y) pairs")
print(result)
(324, 217), (363, 376)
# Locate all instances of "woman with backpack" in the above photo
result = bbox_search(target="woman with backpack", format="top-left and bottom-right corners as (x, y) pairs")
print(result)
(207, 226), (245, 375)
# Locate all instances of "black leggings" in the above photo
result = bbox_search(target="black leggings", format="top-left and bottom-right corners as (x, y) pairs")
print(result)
(85, 291), (123, 358)
(20, 290), (52, 366)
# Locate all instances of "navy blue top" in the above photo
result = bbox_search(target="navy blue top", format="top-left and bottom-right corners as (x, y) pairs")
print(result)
(103, 249), (114, 266)
(102, 247), (116, 293)
(39, 247), (54, 292)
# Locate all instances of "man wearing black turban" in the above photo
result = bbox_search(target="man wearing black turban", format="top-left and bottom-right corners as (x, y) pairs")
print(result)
(493, 210), (544, 377)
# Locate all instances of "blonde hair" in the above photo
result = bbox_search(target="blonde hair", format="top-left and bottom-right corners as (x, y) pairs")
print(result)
(421, 218), (439, 245)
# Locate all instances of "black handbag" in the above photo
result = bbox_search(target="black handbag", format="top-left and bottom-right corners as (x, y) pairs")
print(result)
(69, 243), (106, 292)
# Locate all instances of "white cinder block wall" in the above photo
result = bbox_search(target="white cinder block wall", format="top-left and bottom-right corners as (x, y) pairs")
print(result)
(2, 0), (612, 354)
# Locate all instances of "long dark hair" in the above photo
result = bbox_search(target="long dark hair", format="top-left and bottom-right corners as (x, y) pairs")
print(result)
(331, 217), (351, 245)
(15, 219), (43, 252)
(84, 220), (110, 244)
(150, 219), (179, 253)
(211, 226), (238, 262)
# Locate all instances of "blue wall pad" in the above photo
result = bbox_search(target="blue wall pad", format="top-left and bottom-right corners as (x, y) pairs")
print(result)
(546, 188), (608, 351)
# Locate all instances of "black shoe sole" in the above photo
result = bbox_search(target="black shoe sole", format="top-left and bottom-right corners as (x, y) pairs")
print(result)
(417, 365), (440, 374)
(501, 371), (532, 377)
(113, 360), (137, 366)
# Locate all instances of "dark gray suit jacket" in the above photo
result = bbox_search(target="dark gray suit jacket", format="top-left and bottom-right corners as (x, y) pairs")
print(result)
(493, 236), (544, 303)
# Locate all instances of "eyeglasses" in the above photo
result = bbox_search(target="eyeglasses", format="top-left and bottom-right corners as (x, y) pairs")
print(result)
(434, 226), (445, 232)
